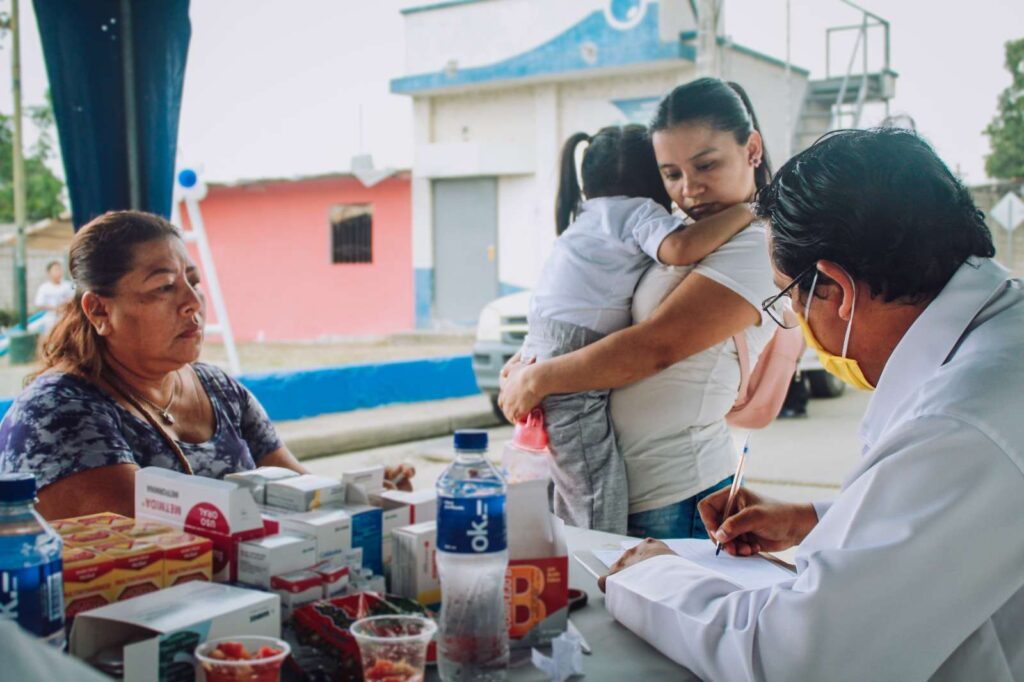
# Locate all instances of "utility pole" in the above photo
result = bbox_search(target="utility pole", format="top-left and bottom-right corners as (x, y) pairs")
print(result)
(8, 0), (37, 363)
(11, 0), (27, 329)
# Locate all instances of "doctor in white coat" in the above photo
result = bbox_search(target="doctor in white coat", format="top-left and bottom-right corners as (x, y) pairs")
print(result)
(600, 128), (1024, 681)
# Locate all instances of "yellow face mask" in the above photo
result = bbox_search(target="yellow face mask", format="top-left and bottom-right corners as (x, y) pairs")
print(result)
(797, 270), (875, 391)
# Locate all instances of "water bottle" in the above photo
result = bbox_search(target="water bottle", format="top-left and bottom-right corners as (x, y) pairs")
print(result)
(501, 408), (551, 484)
(0, 473), (65, 647)
(435, 430), (509, 681)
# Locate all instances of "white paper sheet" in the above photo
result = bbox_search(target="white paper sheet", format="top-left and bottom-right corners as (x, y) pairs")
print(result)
(592, 538), (794, 590)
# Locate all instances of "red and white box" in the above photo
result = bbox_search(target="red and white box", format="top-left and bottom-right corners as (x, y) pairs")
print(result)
(271, 570), (324, 618)
(236, 533), (318, 589)
(348, 465), (437, 572)
(134, 467), (266, 582)
(312, 560), (351, 599)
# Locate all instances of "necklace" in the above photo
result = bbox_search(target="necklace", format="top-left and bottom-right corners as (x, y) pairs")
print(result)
(110, 371), (180, 426)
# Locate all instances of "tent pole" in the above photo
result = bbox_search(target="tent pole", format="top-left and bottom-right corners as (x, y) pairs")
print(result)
(120, 0), (141, 210)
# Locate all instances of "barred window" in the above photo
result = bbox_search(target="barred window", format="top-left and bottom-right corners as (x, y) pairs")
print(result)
(330, 204), (373, 264)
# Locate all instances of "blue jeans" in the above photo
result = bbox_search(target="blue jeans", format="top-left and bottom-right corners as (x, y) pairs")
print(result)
(627, 476), (734, 540)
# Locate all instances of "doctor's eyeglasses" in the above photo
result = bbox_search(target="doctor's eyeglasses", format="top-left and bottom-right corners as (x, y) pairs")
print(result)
(761, 264), (817, 329)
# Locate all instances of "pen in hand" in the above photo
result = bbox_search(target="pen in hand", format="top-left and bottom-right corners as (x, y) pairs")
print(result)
(716, 433), (751, 557)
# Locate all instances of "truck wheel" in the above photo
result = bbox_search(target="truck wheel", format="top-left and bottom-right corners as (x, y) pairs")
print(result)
(807, 370), (846, 398)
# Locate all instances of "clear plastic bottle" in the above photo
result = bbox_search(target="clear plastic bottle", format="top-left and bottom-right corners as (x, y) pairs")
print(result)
(435, 430), (509, 682)
(501, 408), (551, 484)
(0, 473), (65, 647)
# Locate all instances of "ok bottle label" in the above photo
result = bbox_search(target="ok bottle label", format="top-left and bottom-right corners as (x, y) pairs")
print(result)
(437, 495), (507, 554)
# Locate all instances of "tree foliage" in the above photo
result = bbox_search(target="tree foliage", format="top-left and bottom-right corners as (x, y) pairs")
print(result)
(984, 38), (1024, 181)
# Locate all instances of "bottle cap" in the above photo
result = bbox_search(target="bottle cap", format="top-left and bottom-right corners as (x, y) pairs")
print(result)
(0, 473), (37, 502)
(513, 408), (549, 452)
(453, 429), (488, 451)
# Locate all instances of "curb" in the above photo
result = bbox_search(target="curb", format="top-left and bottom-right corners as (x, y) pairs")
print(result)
(280, 405), (502, 461)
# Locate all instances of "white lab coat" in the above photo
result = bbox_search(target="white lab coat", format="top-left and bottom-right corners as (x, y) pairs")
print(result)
(606, 258), (1024, 681)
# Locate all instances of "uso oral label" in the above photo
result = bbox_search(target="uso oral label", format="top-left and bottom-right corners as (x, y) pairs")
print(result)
(436, 495), (507, 554)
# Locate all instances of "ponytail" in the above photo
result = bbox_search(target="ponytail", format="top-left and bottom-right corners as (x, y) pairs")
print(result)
(32, 296), (105, 384)
(555, 132), (590, 235)
(726, 81), (773, 189)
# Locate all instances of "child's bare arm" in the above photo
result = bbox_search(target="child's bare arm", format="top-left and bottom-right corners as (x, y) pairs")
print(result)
(656, 203), (754, 266)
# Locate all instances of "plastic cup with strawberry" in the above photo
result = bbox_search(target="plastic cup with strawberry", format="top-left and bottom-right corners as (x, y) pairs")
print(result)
(194, 636), (290, 682)
(350, 615), (437, 682)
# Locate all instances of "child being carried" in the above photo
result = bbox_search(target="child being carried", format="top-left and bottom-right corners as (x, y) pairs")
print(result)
(522, 125), (753, 534)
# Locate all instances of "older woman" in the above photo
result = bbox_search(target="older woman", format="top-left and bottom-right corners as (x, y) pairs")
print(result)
(0, 211), (412, 519)
(501, 78), (779, 539)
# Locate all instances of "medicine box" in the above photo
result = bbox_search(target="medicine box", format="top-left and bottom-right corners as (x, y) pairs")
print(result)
(237, 533), (318, 588)
(277, 508), (353, 562)
(390, 521), (440, 608)
(134, 466), (266, 582)
(151, 532), (213, 586)
(70, 582), (280, 682)
(338, 503), (383, 576)
(270, 570), (324, 618)
(265, 474), (346, 512)
(226, 466), (300, 504)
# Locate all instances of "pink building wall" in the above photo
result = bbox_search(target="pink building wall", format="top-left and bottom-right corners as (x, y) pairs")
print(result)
(181, 172), (412, 342)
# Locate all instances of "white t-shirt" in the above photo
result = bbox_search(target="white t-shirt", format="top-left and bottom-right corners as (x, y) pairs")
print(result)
(610, 220), (778, 514)
(34, 280), (74, 330)
(529, 196), (681, 336)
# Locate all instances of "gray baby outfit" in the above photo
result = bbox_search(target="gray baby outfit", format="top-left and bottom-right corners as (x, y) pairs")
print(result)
(522, 316), (628, 535)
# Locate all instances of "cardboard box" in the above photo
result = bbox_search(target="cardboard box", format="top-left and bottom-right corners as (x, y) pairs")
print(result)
(51, 518), (88, 536)
(226, 466), (300, 504)
(94, 539), (165, 602)
(119, 520), (175, 539)
(278, 508), (353, 562)
(134, 466), (266, 582)
(505, 478), (569, 649)
(74, 512), (135, 531)
(63, 528), (123, 547)
(345, 466), (437, 574)
(151, 532), (214, 586)
(237, 533), (318, 588)
(63, 546), (116, 620)
(338, 504), (383, 576)
(70, 581), (280, 682)
(391, 521), (440, 608)
(271, 570), (324, 618)
(313, 560), (351, 599)
(266, 474), (346, 512)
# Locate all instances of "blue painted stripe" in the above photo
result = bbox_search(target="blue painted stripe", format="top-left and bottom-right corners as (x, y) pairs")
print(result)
(238, 355), (479, 422)
(391, 8), (693, 95)
(401, 0), (492, 15)
(1, 355), (480, 423)
(415, 267), (434, 329)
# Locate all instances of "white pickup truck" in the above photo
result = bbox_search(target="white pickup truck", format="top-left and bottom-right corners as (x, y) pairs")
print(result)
(471, 291), (843, 419)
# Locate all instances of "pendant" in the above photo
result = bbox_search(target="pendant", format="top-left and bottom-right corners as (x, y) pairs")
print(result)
(159, 411), (175, 426)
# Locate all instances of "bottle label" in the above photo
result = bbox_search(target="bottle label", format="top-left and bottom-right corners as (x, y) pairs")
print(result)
(437, 495), (507, 554)
(0, 556), (65, 641)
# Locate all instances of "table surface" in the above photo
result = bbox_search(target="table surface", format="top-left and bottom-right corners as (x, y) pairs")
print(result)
(426, 525), (698, 681)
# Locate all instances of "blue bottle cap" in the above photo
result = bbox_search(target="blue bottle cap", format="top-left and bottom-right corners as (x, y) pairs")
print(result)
(0, 473), (37, 502)
(453, 429), (488, 451)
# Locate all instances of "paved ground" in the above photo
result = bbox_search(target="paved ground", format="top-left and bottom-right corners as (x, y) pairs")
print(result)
(304, 389), (872, 510)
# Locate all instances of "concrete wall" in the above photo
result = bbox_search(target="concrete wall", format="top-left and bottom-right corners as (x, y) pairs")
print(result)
(395, 0), (810, 326)
(183, 173), (413, 342)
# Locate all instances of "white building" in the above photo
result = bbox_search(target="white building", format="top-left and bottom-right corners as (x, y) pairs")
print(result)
(391, 0), (891, 328)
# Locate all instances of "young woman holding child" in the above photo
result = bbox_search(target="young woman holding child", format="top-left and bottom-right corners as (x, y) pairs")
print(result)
(502, 77), (780, 539)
